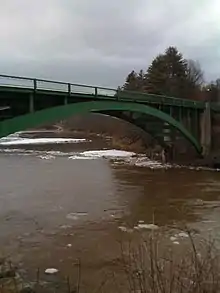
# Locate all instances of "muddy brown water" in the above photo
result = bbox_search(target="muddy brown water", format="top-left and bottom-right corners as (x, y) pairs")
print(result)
(0, 133), (220, 291)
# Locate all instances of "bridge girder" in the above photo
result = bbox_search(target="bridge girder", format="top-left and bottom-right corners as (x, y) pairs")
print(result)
(0, 101), (202, 153)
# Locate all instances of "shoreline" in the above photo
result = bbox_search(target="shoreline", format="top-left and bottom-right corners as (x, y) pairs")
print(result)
(5, 129), (220, 169)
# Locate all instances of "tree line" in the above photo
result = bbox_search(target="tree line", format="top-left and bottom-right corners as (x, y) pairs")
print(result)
(120, 46), (220, 102)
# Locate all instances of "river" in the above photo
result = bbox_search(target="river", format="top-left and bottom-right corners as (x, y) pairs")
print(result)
(0, 132), (219, 292)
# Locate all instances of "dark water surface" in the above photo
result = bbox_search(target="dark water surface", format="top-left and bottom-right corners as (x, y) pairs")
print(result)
(0, 135), (220, 291)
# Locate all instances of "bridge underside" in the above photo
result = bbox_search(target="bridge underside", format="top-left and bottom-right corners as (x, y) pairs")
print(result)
(100, 110), (175, 148)
(0, 100), (202, 153)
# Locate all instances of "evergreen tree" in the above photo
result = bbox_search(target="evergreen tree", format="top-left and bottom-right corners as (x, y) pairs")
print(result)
(121, 46), (205, 100)
(144, 54), (167, 95)
(137, 69), (145, 90)
(145, 47), (188, 98)
(123, 70), (139, 91)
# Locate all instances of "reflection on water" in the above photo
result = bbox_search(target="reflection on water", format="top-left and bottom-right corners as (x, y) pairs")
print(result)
(0, 135), (220, 290)
(111, 166), (220, 227)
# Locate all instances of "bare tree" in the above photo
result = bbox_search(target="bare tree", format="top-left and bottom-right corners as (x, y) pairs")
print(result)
(186, 59), (204, 88)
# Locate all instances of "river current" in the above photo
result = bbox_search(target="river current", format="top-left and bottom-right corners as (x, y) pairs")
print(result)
(0, 132), (220, 291)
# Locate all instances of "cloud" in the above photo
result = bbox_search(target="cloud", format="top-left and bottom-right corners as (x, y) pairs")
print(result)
(0, 0), (219, 87)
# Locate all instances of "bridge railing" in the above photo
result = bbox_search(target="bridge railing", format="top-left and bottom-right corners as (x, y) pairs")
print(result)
(118, 90), (205, 108)
(0, 74), (205, 108)
(37, 80), (68, 92)
(0, 75), (34, 89)
(97, 87), (116, 97)
(0, 74), (118, 97)
(35, 81), (117, 97)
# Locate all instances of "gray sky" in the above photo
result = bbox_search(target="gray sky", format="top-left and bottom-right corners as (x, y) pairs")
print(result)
(0, 0), (219, 87)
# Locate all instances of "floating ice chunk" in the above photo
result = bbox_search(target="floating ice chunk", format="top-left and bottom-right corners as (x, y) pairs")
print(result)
(66, 212), (87, 220)
(135, 223), (159, 230)
(118, 226), (128, 232)
(66, 214), (78, 220)
(118, 226), (133, 233)
(173, 241), (180, 245)
(178, 232), (189, 238)
(170, 236), (177, 242)
(38, 155), (55, 160)
(194, 199), (204, 205)
(45, 268), (59, 274)
(67, 244), (72, 248)
(197, 253), (201, 258)
(60, 225), (72, 229)
(68, 155), (96, 160)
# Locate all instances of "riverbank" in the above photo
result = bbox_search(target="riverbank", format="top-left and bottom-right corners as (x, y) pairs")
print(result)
(19, 129), (220, 169)
(2, 230), (220, 293)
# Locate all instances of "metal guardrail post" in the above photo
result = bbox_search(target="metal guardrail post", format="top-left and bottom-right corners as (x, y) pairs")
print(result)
(68, 83), (71, 96)
(33, 79), (37, 92)
(116, 89), (119, 100)
(29, 78), (37, 113)
(64, 83), (71, 105)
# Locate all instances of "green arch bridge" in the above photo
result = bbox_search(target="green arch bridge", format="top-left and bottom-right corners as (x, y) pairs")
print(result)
(0, 74), (217, 156)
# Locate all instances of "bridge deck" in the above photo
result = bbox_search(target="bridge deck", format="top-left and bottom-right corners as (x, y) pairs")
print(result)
(0, 74), (213, 110)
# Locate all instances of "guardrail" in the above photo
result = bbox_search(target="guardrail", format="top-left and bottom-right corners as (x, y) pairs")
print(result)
(0, 74), (117, 97)
(0, 74), (206, 109)
(117, 90), (205, 108)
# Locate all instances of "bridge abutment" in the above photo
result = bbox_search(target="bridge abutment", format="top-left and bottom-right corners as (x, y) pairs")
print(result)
(200, 102), (211, 156)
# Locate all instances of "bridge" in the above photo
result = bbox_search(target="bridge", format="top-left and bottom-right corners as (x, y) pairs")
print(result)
(0, 74), (215, 157)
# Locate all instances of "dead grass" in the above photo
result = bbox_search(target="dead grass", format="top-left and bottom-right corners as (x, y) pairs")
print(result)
(2, 231), (220, 293)
(117, 230), (220, 293)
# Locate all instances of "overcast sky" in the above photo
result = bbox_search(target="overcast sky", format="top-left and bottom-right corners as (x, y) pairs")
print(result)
(0, 0), (219, 87)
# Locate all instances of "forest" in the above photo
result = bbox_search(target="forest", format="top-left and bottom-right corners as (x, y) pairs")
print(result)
(120, 46), (220, 102)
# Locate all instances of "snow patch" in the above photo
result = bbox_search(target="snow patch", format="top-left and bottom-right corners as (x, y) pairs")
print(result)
(134, 157), (171, 169)
(170, 231), (189, 244)
(68, 149), (136, 160)
(134, 223), (159, 230)
(81, 149), (136, 158)
(0, 137), (88, 146)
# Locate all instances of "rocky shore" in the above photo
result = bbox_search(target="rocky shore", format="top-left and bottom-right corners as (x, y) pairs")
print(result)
(0, 258), (74, 293)
(0, 258), (34, 293)
(18, 129), (220, 169)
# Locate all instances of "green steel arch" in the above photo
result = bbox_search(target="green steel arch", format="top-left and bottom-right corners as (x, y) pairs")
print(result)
(0, 101), (202, 153)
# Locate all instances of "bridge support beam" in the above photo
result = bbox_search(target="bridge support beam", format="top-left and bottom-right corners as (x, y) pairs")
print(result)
(29, 93), (34, 113)
(200, 102), (211, 156)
